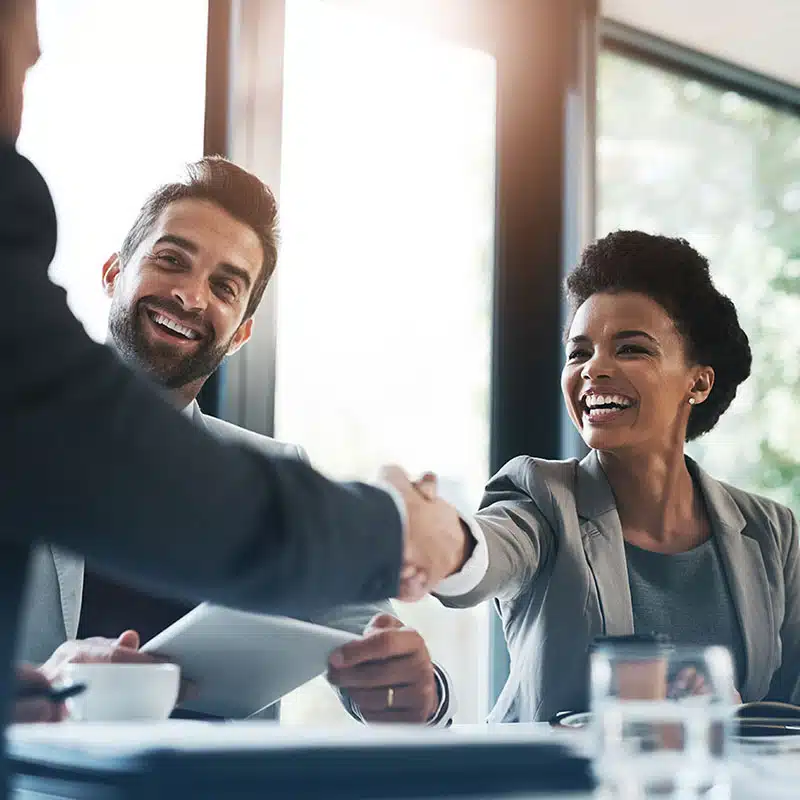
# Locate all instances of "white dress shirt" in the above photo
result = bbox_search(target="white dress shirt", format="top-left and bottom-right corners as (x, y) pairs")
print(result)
(435, 517), (489, 597)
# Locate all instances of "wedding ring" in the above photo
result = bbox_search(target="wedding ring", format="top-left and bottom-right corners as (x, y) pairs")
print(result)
(386, 686), (395, 709)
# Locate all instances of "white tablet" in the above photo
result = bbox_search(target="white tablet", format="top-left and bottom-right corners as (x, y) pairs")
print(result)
(141, 604), (359, 719)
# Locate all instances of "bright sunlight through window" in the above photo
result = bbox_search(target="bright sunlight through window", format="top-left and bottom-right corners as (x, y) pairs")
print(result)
(18, 0), (208, 341)
(275, 0), (497, 726)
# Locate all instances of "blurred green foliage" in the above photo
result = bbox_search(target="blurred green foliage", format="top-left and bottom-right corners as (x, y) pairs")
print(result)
(598, 50), (800, 512)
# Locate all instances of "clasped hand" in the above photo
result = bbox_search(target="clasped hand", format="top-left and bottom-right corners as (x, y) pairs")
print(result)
(379, 466), (473, 602)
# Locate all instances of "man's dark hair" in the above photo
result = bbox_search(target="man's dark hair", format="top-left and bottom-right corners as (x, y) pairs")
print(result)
(565, 230), (752, 441)
(119, 156), (278, 320)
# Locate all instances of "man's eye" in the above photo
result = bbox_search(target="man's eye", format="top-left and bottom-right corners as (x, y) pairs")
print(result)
(155, 253), (183, 267)
(214, 281), (237, 299)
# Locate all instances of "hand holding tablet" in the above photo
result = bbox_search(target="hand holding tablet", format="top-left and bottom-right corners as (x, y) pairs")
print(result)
(141, 605), (359, 719)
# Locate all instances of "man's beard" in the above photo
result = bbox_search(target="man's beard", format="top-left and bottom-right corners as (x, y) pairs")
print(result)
(108, 296), (231, 390)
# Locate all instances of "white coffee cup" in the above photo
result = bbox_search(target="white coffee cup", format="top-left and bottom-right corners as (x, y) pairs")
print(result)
(59, 663), (181, 722)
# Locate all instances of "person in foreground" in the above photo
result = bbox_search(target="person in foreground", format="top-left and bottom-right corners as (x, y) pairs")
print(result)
(0, 0), (464, 735)
(436, 230), (800, 722)
(17, 156), (453, 725)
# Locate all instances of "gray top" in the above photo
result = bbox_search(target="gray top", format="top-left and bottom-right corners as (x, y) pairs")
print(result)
(625, 537), (747, 688)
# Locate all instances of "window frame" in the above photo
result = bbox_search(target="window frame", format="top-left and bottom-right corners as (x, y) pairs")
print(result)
(601, 18), (800, 117)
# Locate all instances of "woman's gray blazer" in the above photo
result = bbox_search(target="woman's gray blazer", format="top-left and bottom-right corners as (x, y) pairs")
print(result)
(440, 450), (800, 722)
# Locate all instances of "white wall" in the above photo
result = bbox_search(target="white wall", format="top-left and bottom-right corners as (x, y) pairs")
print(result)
(602, 0), (800, 88)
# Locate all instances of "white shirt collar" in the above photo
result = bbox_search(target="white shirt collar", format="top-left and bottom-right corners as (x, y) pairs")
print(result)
(181, 400), (200, 419)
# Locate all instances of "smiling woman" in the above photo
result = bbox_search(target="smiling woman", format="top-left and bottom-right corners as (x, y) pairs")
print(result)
(564, 231), (751, 444)
(562, 292), (712, 453)
(437, 230), (800, 723)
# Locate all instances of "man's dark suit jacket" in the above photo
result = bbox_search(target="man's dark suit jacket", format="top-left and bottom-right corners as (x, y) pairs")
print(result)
(0, 142), (403, 783)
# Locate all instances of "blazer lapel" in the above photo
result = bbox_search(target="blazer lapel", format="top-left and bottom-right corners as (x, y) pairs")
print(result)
(690, 459), (776, 700)
(50, 546), (85, 640)
(576, 451), (634, 637)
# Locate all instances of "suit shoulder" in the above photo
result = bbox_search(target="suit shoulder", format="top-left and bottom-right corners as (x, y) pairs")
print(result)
(718, 479), (796, 535)
(481, 456), (579, 519)
(0, 145), (57, 260)
(491, 455), (578, 491)
(0, 146), (51, 207)
(201, 414), (305, 460)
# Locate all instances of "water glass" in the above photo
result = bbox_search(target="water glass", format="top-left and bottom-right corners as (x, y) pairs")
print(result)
(591, 641), (736, 798)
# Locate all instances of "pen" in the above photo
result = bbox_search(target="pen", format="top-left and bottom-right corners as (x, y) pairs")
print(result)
(16, 682), (87, 703)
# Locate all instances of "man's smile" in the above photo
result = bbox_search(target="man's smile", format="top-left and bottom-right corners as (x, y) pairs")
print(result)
(143, 306), (206, 346)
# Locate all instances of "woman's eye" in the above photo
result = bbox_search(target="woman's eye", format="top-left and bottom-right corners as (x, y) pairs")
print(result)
(567, 349), (590, 361)
(618, 344), (648, 355)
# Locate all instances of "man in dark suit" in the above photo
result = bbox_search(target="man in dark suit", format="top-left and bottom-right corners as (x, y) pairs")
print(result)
(0, 0), (468, 750)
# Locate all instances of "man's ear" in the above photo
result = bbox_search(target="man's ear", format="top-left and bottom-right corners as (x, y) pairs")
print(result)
(101, 254), (121, 298)
(227, 317), (253, 356)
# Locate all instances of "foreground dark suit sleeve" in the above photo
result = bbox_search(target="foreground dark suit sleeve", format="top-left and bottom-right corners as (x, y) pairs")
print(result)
(0, 143), (402, 617)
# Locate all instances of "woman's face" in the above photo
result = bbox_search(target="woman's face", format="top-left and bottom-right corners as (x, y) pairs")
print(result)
(561, 291), (713, 453)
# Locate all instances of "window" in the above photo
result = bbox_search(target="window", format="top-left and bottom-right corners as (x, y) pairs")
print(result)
(18, 0), (209, 341)
(597, 48), (800, 510)
(274, 0), (496, 725)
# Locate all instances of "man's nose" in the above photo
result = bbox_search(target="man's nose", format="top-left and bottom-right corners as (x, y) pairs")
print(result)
(170, 278), (207, 312)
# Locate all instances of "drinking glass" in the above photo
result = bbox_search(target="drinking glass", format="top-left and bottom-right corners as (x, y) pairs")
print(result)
(591, 640), (736, 798)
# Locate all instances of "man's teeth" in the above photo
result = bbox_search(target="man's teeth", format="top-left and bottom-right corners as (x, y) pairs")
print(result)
(152, 313), (200, 340)
(583, 394), (634, 411)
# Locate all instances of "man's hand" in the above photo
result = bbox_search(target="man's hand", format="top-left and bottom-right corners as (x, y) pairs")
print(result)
(327, 614), (439, 724)
(13, 664), (66, 724)
(380, 466), (471, 601)
(42, 630), (190, 704)
(41, 630), (160, 681)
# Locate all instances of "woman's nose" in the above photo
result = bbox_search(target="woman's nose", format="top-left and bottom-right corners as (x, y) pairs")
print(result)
(581, 352), (613, 381)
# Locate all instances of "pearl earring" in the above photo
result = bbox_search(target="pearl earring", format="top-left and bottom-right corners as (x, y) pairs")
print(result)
(688, 398), (696, 405)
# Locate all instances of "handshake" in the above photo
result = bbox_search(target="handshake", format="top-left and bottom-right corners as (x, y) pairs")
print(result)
(380, 466), (474, 602)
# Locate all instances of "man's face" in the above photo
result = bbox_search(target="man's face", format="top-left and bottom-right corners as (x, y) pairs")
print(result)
(0, 0), (40, 143)
(104, 198), (263, 392)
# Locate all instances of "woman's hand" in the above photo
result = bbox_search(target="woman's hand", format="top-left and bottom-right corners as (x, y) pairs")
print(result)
(671, 666), (742, 704)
